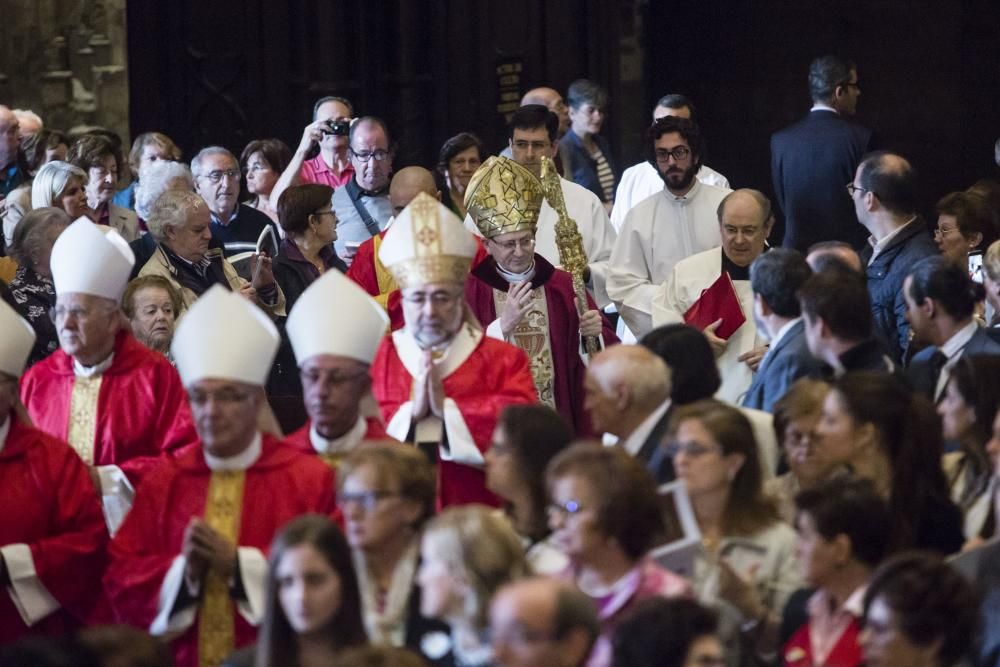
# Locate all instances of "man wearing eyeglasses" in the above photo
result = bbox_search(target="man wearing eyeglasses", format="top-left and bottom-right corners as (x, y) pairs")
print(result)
(331, 116), (395, 265)
(771, 55), (873, 253)
(608, 115), (731, 341)
(464, 156), (616, 436)
(372, 192), (537, 508)
(191, 146), (279, 257)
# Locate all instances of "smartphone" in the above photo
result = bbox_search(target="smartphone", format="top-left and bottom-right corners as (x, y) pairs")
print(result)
(969, 251), (984, 284)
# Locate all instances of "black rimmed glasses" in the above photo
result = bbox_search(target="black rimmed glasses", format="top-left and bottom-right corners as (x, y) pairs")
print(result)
(350, 148), (391, 163)
(654, 146), (691, 162)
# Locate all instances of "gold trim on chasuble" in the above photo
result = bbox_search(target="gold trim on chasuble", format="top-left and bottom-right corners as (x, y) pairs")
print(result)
(372, 234), (399, 297)
(197, 470), (246, 667)
(67, 375), (103, 465)
(493, 287), (556, 408)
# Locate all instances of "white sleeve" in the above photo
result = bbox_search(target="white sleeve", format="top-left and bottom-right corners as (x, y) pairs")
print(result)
(650, 267), (687, 328)
(440, 398), (484, 467)
(607, 218), (658, 337)
(1, 543), (60, 626)
(485, 318), (506, 341)
(386, 402), (415, 442)
(97, 464), (135, 536)
(149, 555), (198, 637)
(583, 198), (616, 309)
(235, 547), (268, 626)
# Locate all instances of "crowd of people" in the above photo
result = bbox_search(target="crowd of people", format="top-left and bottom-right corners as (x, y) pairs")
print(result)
(1, 53), (1000, 667)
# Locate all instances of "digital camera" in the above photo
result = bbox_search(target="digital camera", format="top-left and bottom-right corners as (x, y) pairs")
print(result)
(322, 119), (351, 136)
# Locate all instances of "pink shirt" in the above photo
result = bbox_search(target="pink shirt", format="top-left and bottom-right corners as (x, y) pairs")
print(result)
(300, 155), (354, 189)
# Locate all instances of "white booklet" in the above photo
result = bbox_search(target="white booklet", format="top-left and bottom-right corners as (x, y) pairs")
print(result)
(650, 480), (702, 579)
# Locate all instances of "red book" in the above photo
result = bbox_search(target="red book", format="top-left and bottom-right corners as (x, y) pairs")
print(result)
(682, 271), (746, 340)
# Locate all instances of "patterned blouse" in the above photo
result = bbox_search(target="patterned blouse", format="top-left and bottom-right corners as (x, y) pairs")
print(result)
(9, 265), (58, 368)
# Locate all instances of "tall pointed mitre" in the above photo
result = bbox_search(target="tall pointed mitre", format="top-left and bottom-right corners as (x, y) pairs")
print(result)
(464, 155), (545, 239)
(50, 216), (135, 300)
(0, 300), (36, 378)
(287, 269), (389, 365)
(377, 191), (477, 288)
(171, 286), (280, 387)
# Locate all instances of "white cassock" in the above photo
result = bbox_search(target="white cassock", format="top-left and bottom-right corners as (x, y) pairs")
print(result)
(610, 161), (731, 232)
(607, 179), (730, 339)
(651, 247), (759, 404)
(465, 176), (617, 307)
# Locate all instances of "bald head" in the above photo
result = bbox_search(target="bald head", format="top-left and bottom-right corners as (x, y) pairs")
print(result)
(521, 87), (569, 138)
(717, 189), (774, 267)
(855, 151), (918, 219)
(389, 166), (439, 216)
(590, 346), (671, 408)
(807, 241), (863, 274)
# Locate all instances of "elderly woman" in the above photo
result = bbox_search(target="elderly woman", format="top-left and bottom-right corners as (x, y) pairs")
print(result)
(130, 160), (196, 272)
(816, 371), (964, 555)
(560, 79), (616, 213)
(665, 400), (801, 663)
(7, 207), (70, 367)
(765, 378), (840, 523)
(337, 446), (449, 659)
(66, 134), (139, 241)
(242, 139), (292, 225)
(114, 131), (182, 212)
(485, 404), (574, 574)
(436, 133), (483, 219)
(417, 505), (527, 667)
(547, 444), (691, 666)
(1, 128), (70, 246)
(782, 477), (891, 667)
(121, 275), (183, 360)
(860, 553), (979, 667)
(30, 160), (90, 220)
(937, 355), (1000, 543)
(934, 190), (998, 270)
(274, 183), (345, 310)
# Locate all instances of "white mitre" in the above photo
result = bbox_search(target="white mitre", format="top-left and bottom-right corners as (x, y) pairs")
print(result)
(0, 300), (37, 378)
(50, 216), (135, 300)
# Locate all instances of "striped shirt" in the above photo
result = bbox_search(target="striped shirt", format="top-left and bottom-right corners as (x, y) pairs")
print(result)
(590, 145), (615, 203)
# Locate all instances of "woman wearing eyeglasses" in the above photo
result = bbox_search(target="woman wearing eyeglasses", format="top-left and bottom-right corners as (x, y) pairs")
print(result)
(241, 139), (292, 226)
(337, 446), (451, 664)
(546, 444), (691, 667)
(665, 400), (801, 665)
(933, 190), (997, 271)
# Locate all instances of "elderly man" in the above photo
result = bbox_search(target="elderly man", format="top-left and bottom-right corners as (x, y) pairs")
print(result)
(490, 578), (599, 667)
(474, 105), (616, 307)
(372, 192), (537, 508)
(464, 156), (617, 435)
(0, 300), (108, 642)
(106, 286), (337, 666)
(20, 218), (197, 533)
(121, 275), (183, 359)
(331, 116), (395, 264)
(285, 269), (392, 465)
(66, 134), (139, 241)
(0, 106), (29, 199)
(652, 189), (773, 403)
(611, 94), (730, 231)
(608, 116), (731, 340)
(806, 240), (864, 274)
(191, 146), (277, 256)
(138, 190), (284, 316)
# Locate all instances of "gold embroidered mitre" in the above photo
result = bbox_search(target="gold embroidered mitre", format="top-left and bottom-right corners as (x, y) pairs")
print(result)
(377, 191), (478, 288)
(464, 156), (544, 239)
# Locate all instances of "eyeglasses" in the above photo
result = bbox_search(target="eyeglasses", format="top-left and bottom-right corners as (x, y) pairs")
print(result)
(49, 305), (115, 323)
(246, 162), (272, 174)
(201, 169), (241, 183)
(934, 225), (959, 238)
(313, 209), (337, 219)
(337, 490), (398, 512)
(665, 440), (721, 458)
(188, 387), (254, 406)
(491, 237), (536, 252)
(511, 140), (552, 152)
(403, 291), (463, 308)
(654, 146), (691, 162)
(845, 183), (868, 196)
(299, 368), (367, 387)
(350, 148), (391, 163)
(546, 499), (585, 519)
(838, 80), (861, 91)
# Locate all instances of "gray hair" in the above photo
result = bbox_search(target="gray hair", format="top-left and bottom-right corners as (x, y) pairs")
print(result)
(147, 190), (207, 242)
(190, 146), (237, 178)
(591, 346), (671, 407)
(717, 188), (773, 226)
(31, 160), (87, 209)
(135, 160), (194, 219)
(10, 207), (71, 270)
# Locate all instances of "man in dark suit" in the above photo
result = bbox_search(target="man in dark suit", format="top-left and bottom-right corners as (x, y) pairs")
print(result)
(771, 55), (872, 252)
(742, 248), (823, 412)
(904, 256), (1000, 400)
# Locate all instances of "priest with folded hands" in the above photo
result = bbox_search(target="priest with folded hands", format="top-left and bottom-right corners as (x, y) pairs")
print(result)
(105, 286), (337, 667)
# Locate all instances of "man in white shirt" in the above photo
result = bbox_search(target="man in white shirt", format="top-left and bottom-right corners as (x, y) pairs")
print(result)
(608, 116), (731, 339)
(470, 105), (617, 307)
(611, 94), (730, 232)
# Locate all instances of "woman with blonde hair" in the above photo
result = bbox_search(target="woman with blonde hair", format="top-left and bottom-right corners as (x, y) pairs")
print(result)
(30, 160), (89, 218)
(417, 505), (527, 667)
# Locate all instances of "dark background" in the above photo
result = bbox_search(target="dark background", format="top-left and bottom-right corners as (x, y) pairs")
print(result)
(128, 0), (1000, 242)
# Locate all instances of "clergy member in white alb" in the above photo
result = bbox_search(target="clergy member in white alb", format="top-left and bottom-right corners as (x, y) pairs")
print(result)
(284, 268), (395, 466)
(651, 189), (773, 404)
(610, 93), (730, 232)
(607, 115), (730, 340)
(105, 286), (337, 667)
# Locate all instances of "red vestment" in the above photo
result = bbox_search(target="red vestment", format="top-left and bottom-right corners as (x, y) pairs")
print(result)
(0, 415), (108, 643)
(465, 254), (618, 436)
(105, 434), (337, 667)
(370, 327), (537, 508)
(783, 618), (863, 667)
(20, 330), (198, 486)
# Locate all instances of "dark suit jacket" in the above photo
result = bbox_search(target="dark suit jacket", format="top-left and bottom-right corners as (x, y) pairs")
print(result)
(634, 403), (675, 483)
(560, 129), (617, 203)
(741, 320), (824, 412)
(771, 110), (872, 251)
(906, 326), (1000, 399)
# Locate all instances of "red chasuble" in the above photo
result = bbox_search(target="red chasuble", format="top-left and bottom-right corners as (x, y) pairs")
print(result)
(370, 327), (538, 508)
(19, 330), (198, 486)
(465, 254), (618, 436)
(105, 434), (337, 667)
(0, 415), (108, 643)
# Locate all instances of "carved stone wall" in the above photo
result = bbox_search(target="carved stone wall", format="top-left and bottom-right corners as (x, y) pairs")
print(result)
(0, 0), (130, 144)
